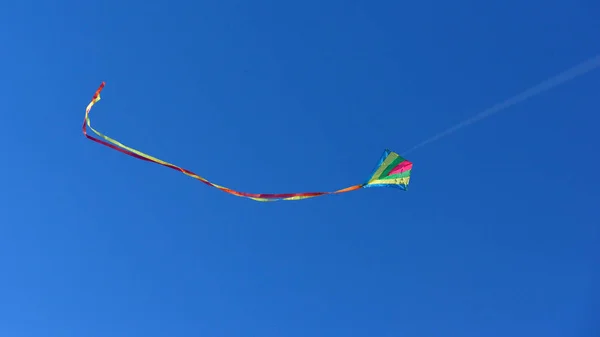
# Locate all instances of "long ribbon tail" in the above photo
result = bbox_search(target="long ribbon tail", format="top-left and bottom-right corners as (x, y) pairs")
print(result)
(82, 82), (376, 201)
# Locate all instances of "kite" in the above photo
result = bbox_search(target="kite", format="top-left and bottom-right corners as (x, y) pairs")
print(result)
(82, 82), (413, 201)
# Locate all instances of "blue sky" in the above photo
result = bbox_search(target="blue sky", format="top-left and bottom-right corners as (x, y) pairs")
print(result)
(1, 0), (598, 336)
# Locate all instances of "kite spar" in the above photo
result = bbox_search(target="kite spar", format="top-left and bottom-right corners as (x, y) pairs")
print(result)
(82, 82), (412, 201)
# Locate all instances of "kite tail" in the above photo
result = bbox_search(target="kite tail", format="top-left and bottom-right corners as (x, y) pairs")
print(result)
(82, 82), (411, 201)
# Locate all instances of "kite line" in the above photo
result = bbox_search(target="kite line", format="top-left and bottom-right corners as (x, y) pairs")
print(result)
(403, 54), (600, 154)
(82, 82), (412, 201)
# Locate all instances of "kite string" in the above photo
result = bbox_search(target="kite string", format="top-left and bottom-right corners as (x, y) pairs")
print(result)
(402, 54), (600, 155)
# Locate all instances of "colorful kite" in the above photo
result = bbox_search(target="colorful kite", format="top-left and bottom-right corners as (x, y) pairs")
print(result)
(82, 82), (413, 201)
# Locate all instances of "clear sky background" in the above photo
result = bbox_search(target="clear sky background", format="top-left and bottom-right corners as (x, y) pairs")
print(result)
(1, 0), (598, 336)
